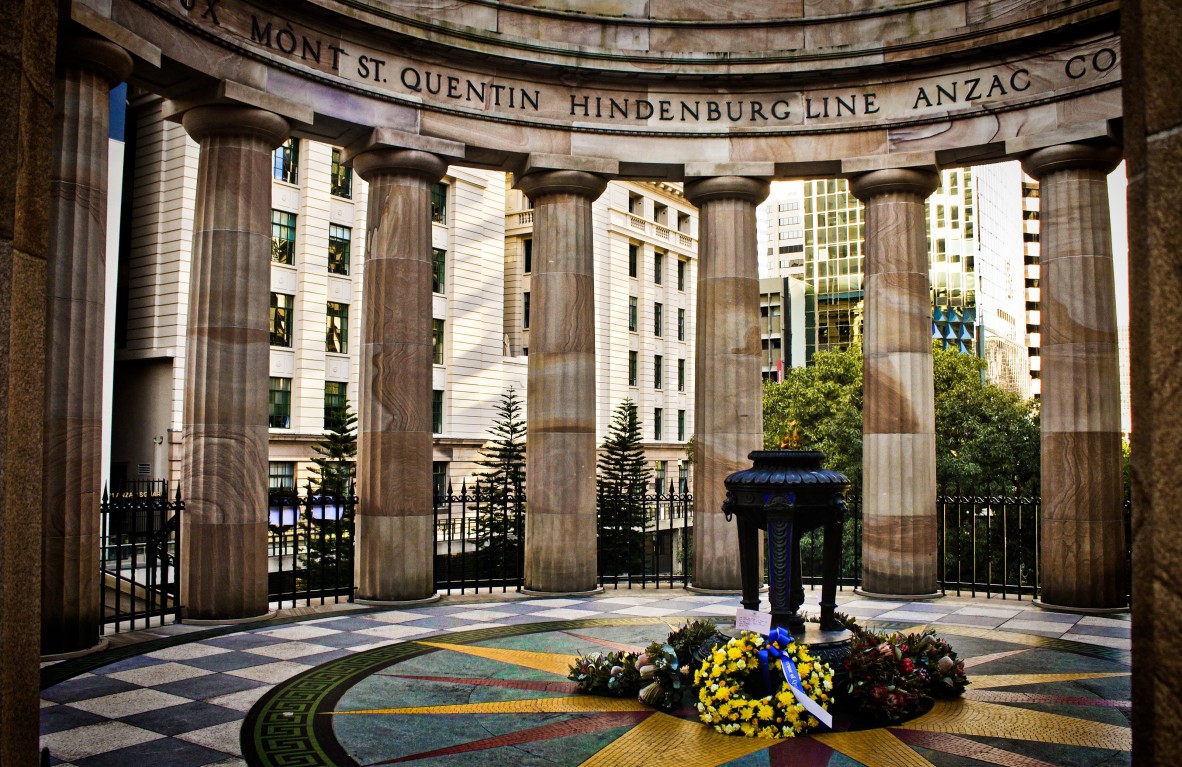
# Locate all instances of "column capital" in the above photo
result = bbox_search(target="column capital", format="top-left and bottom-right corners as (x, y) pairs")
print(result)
(181, 105), (290, 149)
(515, 169), (608, 202)
(1021, 141), (1123, 180)
(847, 167), (940, 202)
(683, 176), (770, 207)
(351, 148), (448, 184)
(59, 35), (133, 86)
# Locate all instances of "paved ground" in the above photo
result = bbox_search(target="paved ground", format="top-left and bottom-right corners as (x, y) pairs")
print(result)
(39, 588), (1131, 766)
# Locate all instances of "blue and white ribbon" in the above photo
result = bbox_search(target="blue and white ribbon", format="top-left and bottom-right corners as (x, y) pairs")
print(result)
(759, 627), (833, 728)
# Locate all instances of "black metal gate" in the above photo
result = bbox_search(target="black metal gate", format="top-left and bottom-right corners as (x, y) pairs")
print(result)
(433, 480), (525, 594)
(597, 484), (693, 588)
(100, 484), (183, 631)
(268, 492), (357, 608)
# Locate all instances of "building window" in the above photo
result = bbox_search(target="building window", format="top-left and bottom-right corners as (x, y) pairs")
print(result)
(433, 461), (448, 500)
(269, 377), (291, 429)
(654, 354), (663, 389)
(432, 390), (443, 433)
(628, 193), (643, 215)
(654, 303), (663, 336)
(678, 409), (686, 441)
(677, 259), (686, 291)
(431, 182), (448, 223)
(326, 302), (349, 353)
(628, 350), (638, 386)
(678, 462), (688, 492)
(432, 248), (446, 293)
(330, 147), (352, 198)
(655, 460), (667, 490)
(628, 296), (638, 332)
(324, 381), (346, 426)
(654, 251), (664, 284)
(678, 358), (685, 391)
(523, 238), (532, 273)
(271, 210), (296, 265)
(432, 319), (445, 364)
(269, 461), (295, 492)
(654, 407), (663, 440)
(273, 138), (298, 184)
(328, 225), (351, 275)
(677, 308), (685, 341)
(628, 243), (638, 278)
(270, 292), (293, 347)
(523, 291), (531, 329)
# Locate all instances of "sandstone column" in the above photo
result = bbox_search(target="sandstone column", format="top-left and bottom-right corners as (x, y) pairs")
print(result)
(41, 35), (132, 655)
(516, 169), (607, 593)
(351, 149), (448, 602)
(1125, 2), (1182, 760)
(684, 176), (770, 591)
(1, 0), (57, 761)
(179, 106), (290, 620)
(1022, 142), (1126, 611)
(849, 168), (941, 599)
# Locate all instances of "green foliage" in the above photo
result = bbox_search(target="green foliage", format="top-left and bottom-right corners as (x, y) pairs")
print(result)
(568, 650), (641, 696)
(666, 618), (719, 666)
(762, 345), (865, 487)
(308, 405), (357, 495)
(474, 388), (526, 575)
(597, 400), (652, 576)
(932, 346), (1039, 488)
(762, 343), (1040, 490)
(303, 404), (356, 593)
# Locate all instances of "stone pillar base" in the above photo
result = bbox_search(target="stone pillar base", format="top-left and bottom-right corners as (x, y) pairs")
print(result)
(518, 587), (604, 598)
(40, 637), (110, 662)
(182, 610), (277, 626)
(355, 593), (443, 607)
(686, 585), (743, 596)
(1032, 599), (1129, 615)
(853, 589), (942, 601)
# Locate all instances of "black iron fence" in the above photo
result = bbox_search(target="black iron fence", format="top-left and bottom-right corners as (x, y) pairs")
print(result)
(268, 492), (356, 608)
(597, 484), (694, 589)
(433, 480), (525, 594)
(100, 483), (183, 631)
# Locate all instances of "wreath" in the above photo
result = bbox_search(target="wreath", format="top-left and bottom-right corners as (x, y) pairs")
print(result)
(693, 630), (834, 738)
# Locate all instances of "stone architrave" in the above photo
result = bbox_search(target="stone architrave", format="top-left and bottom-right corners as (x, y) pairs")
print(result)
(1022, 142), (1126, 611)
(848, 167), (941, 599)
(351, 149), (448, 602)
(515, 169), (607, 594)
(42, 36), (133, 654)
(179, 105), (290, 620)
(683, 176), (770, 592)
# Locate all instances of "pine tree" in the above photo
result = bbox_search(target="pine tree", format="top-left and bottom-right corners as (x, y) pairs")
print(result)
(597, 399), (652, 576)
(309, 404), (358, 496)
(474, 388), (526, 578)
(303, 404), (357, 593)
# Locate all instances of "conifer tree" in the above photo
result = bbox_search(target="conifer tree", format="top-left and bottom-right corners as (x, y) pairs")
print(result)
(303, 403), (357, 592)
(597, 399), (651, 576)
(474, 388), (526, 577)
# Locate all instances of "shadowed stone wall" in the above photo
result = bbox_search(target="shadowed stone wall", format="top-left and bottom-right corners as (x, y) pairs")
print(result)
(0, 2), (56, 764)
(1125, 0), (1182, 763)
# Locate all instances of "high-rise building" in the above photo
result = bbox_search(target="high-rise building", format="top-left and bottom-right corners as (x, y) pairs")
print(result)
(109, 102), (696, 493)
(1021, 175), (1043, 399)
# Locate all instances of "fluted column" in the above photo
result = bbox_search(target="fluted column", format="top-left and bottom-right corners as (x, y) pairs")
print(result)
(1022, 142), (1126, 611)
(849, 168), (941, 599)
(352, 149), (447, 602)
(180, 106), (290, 620)
(515, 170), (607, 593)
(41, 36), (132, 654)
(684, 176), (770, 591)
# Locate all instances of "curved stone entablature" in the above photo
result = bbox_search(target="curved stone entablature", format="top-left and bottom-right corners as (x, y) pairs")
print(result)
(84, 0), (1121, 174)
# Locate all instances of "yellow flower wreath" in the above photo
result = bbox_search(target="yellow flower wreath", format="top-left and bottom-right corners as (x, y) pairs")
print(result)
(692, 631), (834, 738)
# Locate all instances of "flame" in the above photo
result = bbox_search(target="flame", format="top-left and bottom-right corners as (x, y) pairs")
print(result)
(780, 423), (801, 449)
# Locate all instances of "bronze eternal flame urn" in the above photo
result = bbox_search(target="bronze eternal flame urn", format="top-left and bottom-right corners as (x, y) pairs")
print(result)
(722, 449), (850, 635)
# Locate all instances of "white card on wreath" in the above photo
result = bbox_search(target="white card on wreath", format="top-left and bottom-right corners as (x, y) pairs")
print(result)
(734, 607), (772, 634)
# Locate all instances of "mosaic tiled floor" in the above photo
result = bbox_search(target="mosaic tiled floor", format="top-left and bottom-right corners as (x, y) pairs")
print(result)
(39, 590), (1131, 766)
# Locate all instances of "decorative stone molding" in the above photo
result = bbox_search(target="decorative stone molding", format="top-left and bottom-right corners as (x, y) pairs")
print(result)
(181, 105), (291, 149)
